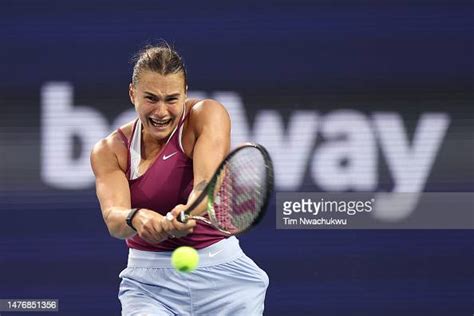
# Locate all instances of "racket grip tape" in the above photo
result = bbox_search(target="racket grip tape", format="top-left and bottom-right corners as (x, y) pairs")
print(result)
(167, 211), (187, 223)
(178, 212), (187, 223)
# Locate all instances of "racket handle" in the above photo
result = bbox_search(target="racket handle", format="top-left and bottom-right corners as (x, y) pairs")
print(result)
(178, 212), (188, 223)
(167, 211), (188, 223)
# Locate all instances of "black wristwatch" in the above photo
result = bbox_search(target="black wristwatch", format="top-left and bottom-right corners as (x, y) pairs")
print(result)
(126, 208), (141, 231)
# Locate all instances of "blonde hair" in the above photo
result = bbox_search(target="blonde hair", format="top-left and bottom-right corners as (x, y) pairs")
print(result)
(131, 41), (187, 87)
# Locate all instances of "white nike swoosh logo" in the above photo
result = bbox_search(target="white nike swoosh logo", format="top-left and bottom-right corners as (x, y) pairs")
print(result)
(163, 152), (178, 160)
(208, 249), (224, 258)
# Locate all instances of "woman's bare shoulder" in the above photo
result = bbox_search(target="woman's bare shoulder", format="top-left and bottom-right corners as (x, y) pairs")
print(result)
(90, 120), (136, 173)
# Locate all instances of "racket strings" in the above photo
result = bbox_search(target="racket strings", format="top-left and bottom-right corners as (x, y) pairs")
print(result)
(211, 147), (268, 234)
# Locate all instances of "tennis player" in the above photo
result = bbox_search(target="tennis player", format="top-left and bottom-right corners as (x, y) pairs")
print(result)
(90, 42), (269, 315)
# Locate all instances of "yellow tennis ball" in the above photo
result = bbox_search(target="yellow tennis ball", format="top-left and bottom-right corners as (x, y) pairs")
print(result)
(171, 246), (199, 273)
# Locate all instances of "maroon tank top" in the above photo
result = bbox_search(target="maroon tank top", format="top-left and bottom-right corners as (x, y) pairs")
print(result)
(117, 113), (226, 251)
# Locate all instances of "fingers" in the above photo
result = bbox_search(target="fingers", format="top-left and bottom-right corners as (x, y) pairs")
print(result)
(161, 213), (177, 232)
(170, 205), (187, 219)
(148, 214), (193, 241)
(173, 218), (196, 231)
(164, 211), (196, 239)
(163, 214), (195, 235)
(134, 210), (171, 243)
(167, 205), (196, 230)
(139, 224), (168, 243)
(136, 207), (197, 243)
(165, 212), (174, 221)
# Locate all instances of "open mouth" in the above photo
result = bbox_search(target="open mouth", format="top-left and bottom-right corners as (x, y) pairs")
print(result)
(149, 117), (172, 129)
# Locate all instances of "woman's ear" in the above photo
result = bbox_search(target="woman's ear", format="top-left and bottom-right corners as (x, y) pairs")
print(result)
(129, 83), (135, 105)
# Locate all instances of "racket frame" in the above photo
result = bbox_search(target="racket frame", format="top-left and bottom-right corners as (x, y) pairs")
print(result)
(179, 142), (274, 235)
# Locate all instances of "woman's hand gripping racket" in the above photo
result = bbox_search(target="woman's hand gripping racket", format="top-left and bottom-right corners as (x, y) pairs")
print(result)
(178, 143), (274, 235)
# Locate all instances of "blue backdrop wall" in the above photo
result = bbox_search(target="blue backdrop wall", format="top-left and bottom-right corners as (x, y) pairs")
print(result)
(0, 1), (473, 315)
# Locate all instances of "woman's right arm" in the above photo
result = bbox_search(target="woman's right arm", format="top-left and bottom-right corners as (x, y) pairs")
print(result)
(90, 136), (171, 242)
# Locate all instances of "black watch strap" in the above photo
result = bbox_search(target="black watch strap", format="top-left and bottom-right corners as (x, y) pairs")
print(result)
(126, 208), (141, 231)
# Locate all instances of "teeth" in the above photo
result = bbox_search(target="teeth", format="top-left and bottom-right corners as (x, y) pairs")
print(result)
(149, 118), (170, 127)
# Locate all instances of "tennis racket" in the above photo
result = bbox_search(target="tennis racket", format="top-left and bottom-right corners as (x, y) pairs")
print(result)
(178, 143), (274, 235)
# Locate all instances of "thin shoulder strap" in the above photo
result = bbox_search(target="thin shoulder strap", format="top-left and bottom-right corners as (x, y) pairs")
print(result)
(117, 128), (129, 148)
(116, 120), (139, 178)
(129, 119), (142, 180)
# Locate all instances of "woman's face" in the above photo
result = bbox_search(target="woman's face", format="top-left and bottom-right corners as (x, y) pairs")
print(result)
(130, 70), (187, 143)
